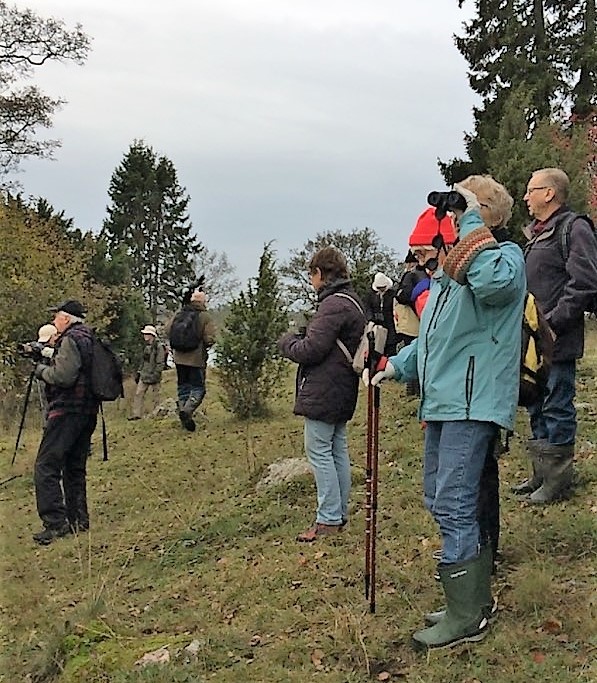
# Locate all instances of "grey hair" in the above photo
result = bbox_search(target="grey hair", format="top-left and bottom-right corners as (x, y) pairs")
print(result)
(532, 168), (570, 203)
(64, 313), (84, 324)
(458, 175), (514, 228)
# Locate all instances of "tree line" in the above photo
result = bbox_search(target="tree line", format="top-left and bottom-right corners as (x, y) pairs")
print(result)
(0, 0), (595, 420)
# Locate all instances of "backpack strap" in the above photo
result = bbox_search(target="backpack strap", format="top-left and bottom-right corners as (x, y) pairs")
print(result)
(333, 292), (365, 315)
(332, 293), (365, 365)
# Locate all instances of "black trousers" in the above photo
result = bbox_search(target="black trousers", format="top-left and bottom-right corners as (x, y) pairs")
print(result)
(477, 433), (500, 561)
(34, 413), (97, 529)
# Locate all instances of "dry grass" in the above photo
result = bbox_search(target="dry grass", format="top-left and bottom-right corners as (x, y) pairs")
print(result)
(1, 324), (596, 682)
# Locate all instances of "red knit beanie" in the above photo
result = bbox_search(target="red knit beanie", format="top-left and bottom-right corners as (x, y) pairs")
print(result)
(408, 207), (457, 247)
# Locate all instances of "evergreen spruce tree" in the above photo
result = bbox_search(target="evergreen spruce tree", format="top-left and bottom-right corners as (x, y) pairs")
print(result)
(102, 141), (202, 320)
(442, 1), (596, 184)
(215, 243), (288, 419)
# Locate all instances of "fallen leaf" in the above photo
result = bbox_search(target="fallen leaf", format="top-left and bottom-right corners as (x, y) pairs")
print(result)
(298, 555), (308, 566)
(314, 551), (326, 560)
(311, 649), (325, 668)
(532, 650), (546, 664)
(378, 672), (391, 681)
(542, 617), (562, 634)
(249, 634), (261, 646)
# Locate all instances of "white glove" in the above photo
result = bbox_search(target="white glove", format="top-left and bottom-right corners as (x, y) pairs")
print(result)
(362, 361), (395, 387)
(453, 183), (480, 214)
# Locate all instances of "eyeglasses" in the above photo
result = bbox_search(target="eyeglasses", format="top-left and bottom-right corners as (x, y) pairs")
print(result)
(525, 186), (549, 194)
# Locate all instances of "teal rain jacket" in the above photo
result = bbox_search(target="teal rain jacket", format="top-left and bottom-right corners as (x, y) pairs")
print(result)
(388, 209), (526, 430)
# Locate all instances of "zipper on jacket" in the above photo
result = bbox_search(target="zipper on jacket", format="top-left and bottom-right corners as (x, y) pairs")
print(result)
(465, 355), (475, 419)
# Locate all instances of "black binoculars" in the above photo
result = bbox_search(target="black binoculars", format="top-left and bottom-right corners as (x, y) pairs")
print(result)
(427, 191), (467, 220)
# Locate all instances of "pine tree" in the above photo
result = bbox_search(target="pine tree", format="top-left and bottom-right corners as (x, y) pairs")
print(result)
(215, 243), (288, 419)
(102, 141), (202, 320)
(442, 1), (596, 184)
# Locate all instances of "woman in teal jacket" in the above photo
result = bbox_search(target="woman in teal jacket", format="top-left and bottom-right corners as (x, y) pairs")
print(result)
(369, 179), (526, 651)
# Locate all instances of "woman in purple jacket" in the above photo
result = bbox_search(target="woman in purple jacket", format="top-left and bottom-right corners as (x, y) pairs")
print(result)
(278, 247), (366, 542)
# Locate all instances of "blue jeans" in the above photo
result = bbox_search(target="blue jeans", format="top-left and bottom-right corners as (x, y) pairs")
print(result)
(527, 360), (576, 446)
(176, 365), (206, 407)
(304, 419), (351, 525)
(423, 420), (497, 564)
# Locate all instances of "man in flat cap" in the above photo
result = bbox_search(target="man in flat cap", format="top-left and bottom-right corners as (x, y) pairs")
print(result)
(32, 300), (99, 545)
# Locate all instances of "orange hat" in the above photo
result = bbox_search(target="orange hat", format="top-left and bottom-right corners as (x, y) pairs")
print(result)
(408, 207), (457, 247)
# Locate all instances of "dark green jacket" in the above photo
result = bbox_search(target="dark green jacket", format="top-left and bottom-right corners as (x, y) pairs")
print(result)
(139, 338), (166, 384)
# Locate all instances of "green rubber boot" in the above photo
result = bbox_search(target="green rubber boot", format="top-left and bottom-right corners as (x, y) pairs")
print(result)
(424, 545), (497, 626)
(529, 443), (575, 504)
(412, 553), (490, 651)
(512, 439), (546, 494)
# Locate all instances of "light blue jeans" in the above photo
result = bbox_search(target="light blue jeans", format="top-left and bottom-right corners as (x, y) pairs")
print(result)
(527, 360), (576, 446)
(423, 420), (497, 564)
(304, 418), (351, 525)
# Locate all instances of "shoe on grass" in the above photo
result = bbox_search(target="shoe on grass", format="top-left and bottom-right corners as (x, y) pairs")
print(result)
(178, 411), (196, 432)
(32, 524), (71, 546)
(296, 523), (343, 542)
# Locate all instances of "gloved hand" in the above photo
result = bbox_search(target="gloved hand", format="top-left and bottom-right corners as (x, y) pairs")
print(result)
(362, 357), (395, 386)
(34, 364), (46, 380)
(453, 183), (480, 216)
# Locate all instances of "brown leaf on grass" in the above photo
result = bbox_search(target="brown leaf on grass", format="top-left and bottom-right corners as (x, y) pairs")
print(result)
(298, 555), (308, 566)
(314, 551), (326, 560)
(249, 634), (261, 646)
(531, 650), (546, 664)
(542, 616), (562, 634)
(377, 672), (391, 681)
(311, 649), (325, 668)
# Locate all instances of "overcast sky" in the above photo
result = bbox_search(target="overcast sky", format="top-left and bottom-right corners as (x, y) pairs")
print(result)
(14, 0), (477, 285)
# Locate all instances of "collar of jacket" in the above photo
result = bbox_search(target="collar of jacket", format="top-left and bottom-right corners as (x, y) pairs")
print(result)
(188, 301), (206, 312)
(317, 278), (353, 302)
(522, 205), (570, 241)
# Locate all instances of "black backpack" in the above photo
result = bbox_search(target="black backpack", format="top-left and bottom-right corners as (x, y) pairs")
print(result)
(169, 308), (200, 351)
(558, 212), (597, 316)
(88, 335), (124, 462)
(89, 337), (124, 401)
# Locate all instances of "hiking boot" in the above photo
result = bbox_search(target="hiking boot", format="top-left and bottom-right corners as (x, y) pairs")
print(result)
(33, 523), (71, 546)
(529, 443), (575, 504)
(412, 553), (490, 651)
(512, 439), (547, 494)
(178, 411), (196, 432)
(296, 523), (343, 542)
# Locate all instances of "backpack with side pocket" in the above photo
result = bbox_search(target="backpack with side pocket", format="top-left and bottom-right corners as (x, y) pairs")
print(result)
(518, 292), (554, 407)
(169, 307), (200, 352)
(333, 293), (387, 374)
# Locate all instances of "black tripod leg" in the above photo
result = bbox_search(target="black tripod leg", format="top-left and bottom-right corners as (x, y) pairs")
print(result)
(12, 371), (35, 466)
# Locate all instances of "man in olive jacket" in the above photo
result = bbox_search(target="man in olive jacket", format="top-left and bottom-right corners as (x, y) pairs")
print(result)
(515, 168), (597, 503)
(32, 300), (99, 545)
(130, 324), (166, 420)
(167, 289), (216, 432)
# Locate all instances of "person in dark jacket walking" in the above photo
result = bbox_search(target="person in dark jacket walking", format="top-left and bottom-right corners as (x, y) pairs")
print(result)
(364, 272), (398, 356)
(167, 288), (216, 432)
(129, 325), (166, 420)
(32, 300), (99, 545)
(278, 247), (366, 542)
(514, 168), (597, 503)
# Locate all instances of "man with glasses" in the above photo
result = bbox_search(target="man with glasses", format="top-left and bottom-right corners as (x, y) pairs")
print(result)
(515, 168), (597, 503)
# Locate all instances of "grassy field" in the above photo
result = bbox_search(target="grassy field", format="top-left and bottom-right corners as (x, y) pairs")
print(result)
(1, 325), (596, 683)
